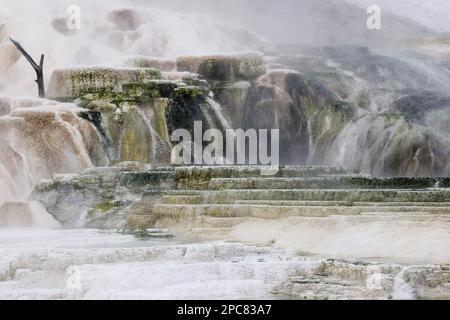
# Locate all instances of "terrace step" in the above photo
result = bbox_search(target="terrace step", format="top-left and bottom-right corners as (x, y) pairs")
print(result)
(152, 204), (450, 219)
(207, 177), (352, 190)
(285, 214), (450, 223)
(353, 201), (450, 207)
(206, 177), (450, 190)
(148, 189), (450, 203)
(161, 195), (204, 205)
(234, 200), (450, 207)
(197, 217), (249, 228)
(233, 200), (450, 212)
(172, 166), (354, 180)
(203, 189), (450, 203)
(359, 211), (450, 216)
(235, 200), (353, 206)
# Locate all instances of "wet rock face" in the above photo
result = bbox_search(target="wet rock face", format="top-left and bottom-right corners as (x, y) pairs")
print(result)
(43, 43), (450, 175)
(256, 69), (355, 164)
(0, 98), (108, 206)
(30, 166), (176, 228)
(206, 68), (339, 165)
(79, 97), (172, 166)
(47, 67), (181, 166)
(47, 65), (231, 167)
(391, 92), (450, 123)
(316, 90), (450, 177)
(243, 83), (310, 164)
(323, 114), (450, 177)
(274, 260), (450, 300)
(165, 86), (210, 135)
(310, 101), (360, 161)
(270, 44), (450, 175)
(259, 69), (337, 119)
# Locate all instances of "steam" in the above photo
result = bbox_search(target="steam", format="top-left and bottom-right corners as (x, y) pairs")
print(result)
(0, 0), (244, 95)
(1, 0), (447, 95)
(346, 0), (450, 32)
(230, 216), (450, 264)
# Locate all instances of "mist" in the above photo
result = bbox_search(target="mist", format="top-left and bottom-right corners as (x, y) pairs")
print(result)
(1, 1), (450, 300)
(1, 0), (448, 95)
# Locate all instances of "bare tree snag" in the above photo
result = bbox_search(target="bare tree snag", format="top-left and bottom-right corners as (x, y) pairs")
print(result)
(9, 37), (45, 98)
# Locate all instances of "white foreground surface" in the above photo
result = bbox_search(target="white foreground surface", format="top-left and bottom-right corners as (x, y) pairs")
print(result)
(0, 229), (307, 300)
(1, 228), (447, 300)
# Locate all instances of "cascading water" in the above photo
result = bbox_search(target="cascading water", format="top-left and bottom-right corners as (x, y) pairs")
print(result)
(134, 107), (163, 164)
(392, 267), (415, 300)
(322, 111), (450, 177)
(206, 97), (233, 131)
(0, 97), (107, 227)
(0, 0), (449, 300)
(0, 0), (246, 95)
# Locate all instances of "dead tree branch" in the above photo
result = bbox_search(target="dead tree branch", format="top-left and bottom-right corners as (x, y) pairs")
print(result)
(9, 37), (45, 98)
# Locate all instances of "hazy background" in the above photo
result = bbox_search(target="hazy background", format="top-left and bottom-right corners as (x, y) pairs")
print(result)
(1, 0), (449, 95)
(348, 0), (450, 32)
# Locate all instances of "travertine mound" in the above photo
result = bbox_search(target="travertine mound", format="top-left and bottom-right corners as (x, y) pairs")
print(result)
(47, 67), (162, 99)
(176, 53), (266, 81)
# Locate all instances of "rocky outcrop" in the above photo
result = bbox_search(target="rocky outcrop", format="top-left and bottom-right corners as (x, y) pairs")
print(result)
(46, 59), (312, 167)
(258, 69), (337, 119)
(316, 91), (450, 177)
(30, 163), (450, 270)
(42, 46), (450, 175)
(78, 91), (173, 165)
(30, 165), (176, 228)
(0, 97), (107, 204)
(242, 83), (310, 164)
(176, 53), (266, 82)
(47, 67), (162, 100)
(48, 67), (189, 165)
(269, 45), (450, 176)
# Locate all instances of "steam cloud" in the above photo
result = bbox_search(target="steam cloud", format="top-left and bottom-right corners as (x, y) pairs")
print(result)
(1, 0), (448, 95)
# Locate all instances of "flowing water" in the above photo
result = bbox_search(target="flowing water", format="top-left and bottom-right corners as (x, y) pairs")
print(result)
(0, 0), (449, 300)
(206, 97), (233, 131)
(0, 98), (105, 228)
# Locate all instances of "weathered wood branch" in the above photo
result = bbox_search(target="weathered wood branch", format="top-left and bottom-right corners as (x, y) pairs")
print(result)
(9, 37), (46, 98)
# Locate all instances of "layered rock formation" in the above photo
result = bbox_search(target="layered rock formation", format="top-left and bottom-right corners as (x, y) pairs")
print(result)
(1, 0), (450, 301)
(0, 97), (106, 198)
(45, 53), (314, 167)
(31, 165), (450, 265)
(1, 231), (449, 299)
(38, 45), (450, 177)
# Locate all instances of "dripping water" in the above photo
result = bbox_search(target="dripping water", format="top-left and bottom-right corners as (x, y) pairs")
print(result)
(134, 107), (160, 164)
(206, 96), (233, 131)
